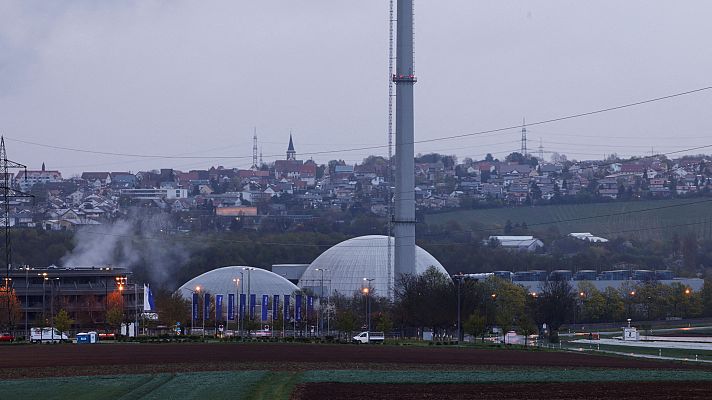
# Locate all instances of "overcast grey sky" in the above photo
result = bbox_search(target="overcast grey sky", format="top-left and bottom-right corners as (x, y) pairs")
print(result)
(1, 1), (711, 175)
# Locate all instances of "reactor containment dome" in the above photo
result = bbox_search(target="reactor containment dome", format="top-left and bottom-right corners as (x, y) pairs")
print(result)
(298, 235), (447, 298)
(177, 266), (299, 299)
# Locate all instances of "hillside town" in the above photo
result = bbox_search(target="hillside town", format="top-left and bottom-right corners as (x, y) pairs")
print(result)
(7, 135), (712, 233)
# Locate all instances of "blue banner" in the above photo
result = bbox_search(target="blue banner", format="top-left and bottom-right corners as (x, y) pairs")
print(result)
(273, 295), (280, 321)
(307, 295), (314, 320)
(261, 295), (269, 322)
(239, 293), (246, 320)
(295, 294), (302, 321)
(192, 293), (198, 321)
(283, 294), (290, 322)
(227, 294), (235, 321)
(216, 294), (223, 321)
(204, 293), (211, 320)
(249, 294), (256, 319)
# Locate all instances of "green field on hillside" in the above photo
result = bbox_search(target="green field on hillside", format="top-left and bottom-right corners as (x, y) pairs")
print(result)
(425, 198), (712, 240)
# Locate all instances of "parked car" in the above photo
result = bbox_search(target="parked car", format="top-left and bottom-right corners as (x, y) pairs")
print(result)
(254, 329), (271, 337)
(352, 331), (385, 344)
(0, 333), (14, 342)
(30, 327), (69, 343)
(98, 332), (116, 341)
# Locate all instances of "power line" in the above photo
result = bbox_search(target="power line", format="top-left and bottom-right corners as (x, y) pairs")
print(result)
(7, 85), (712, 161)
(412, 86), (712, 145)
(602, 219), (709, 236)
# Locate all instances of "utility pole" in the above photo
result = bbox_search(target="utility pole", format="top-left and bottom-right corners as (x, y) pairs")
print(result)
(521, 118), (528, 157)
(0, 137), (33, 332)
(252, 127), (259, 170)
(454, 274), (463, 342)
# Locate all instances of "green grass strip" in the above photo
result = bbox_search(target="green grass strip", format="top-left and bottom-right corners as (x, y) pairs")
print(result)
(301, 369), (712, 384)
(247, 371), (302, 400)
(0, 371), (267, 400)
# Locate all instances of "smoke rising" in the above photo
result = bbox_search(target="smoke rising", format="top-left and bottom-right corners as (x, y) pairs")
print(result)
(61, 212), (192, 288)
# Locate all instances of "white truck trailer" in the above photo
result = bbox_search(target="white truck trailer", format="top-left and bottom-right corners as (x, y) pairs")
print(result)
(30, 327), (69, 343)
(352, 331), (385, 344)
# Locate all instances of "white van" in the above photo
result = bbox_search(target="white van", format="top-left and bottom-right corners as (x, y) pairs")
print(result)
(31, 327), (69, 343)
(352, 331), (385, 344)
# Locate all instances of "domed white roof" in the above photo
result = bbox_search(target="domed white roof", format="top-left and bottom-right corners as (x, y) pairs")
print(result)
(299, 235), (448, 298)
(178, 266), (299, 299)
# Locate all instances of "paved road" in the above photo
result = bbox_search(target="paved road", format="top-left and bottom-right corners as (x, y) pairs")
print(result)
(561, 325), (712, 337)
(568, 346), (712, 364)
(572, 338), (712, 351)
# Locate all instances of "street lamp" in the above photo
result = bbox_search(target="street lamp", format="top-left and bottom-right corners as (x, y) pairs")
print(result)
(47, 277), (59, 342)
(681, 287), (692, 317)
(315, 268), (329, 337)
(574, 291), (586, 329)
(488, 293), (496, 342)
(115, 276), (128, 335)
(243, 267), (255, 338)
(197, 286), (205, 338)
(362, 278), (374, 343)
(186, 286), (201, 335)
(24, 267), (29, 340)
(453, 273), (465, 343)
(38, 273), (47, 330)
(627, 290), (636, 319)
(232, 276), (242, 334)
(2, 277), (12, 338)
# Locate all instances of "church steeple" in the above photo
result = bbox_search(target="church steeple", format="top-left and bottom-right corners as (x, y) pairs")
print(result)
(286, 134), (296, 160)
(42, 162), (45, 171)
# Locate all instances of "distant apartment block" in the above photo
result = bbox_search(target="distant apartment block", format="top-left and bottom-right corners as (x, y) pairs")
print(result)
(120, 188), (188, 200)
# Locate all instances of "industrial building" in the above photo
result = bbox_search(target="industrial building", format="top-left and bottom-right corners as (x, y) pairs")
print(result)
(271, 264), (310, 285)
(298, 235), (448, 298)
(3, 266), (142, 334)
(177, 266), (299, 301)
(486, 236), (545, 252)
(459, 269), (704, 293)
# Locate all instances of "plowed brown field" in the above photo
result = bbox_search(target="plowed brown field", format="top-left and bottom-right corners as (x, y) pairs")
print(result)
(0, 342), (704, 379)
(291, 382), (712, 400)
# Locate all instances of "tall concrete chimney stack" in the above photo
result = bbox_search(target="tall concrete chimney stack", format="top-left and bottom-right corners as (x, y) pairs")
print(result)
(393, 0), (417, 278)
